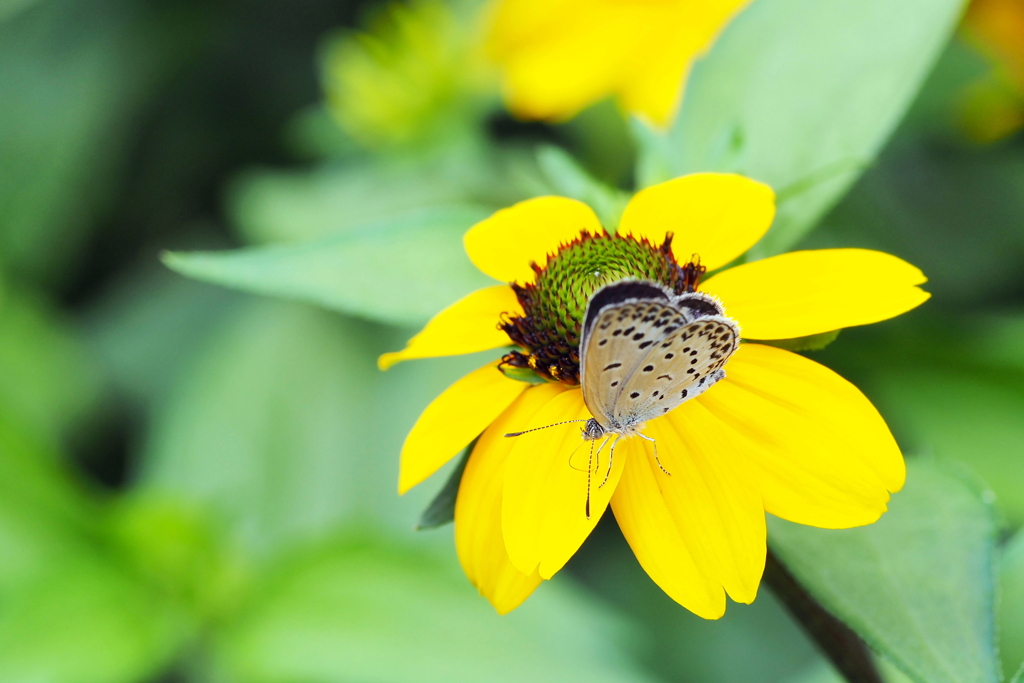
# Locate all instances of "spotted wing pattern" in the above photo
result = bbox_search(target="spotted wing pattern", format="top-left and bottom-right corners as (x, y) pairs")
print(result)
(579, 281), (739, 431)
(613, 314), (739, 427)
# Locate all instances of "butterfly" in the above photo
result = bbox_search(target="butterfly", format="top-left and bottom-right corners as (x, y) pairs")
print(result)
(506, 279), (741, 518)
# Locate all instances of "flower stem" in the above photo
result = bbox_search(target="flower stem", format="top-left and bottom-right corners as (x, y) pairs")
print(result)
(764, 550), (883, 683)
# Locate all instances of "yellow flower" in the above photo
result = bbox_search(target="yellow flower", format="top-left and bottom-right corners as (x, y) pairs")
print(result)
(960, 0), (1024, 142)
(485, 0), (752, 127)
(381, 174), (930, 616)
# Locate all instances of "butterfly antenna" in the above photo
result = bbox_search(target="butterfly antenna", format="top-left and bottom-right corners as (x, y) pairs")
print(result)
(585, 438), (594, 520)
(504, 419), (589, 437)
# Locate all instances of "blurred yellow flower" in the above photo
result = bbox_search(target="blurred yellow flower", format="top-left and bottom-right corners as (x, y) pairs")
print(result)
(960, 0), (1024, 142)
(381, 174), (930, 616)
(485, 0), (751, 127)
(323, 0), (494, 149)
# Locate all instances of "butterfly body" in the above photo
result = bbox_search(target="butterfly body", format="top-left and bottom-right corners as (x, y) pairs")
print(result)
(578, 279), (740, 438)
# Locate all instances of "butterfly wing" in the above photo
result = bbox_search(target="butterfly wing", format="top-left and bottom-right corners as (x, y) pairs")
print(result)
(579, 281), (688, 427)
(612, 314), (740, 427)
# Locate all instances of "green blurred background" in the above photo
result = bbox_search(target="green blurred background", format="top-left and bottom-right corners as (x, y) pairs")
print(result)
(2, 0), (1024, 681)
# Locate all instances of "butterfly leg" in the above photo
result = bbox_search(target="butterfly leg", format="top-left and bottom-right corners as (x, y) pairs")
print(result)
(637, 432), (671, 476)
(597, 435), (621, 489)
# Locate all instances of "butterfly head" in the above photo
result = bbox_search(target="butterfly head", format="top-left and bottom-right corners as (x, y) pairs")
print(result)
(581, 418), (606, 441)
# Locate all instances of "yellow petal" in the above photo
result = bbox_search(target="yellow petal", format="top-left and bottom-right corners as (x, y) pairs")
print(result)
(378, 286), (520, 370)
(486, 0), (639, 120)
(502, 388), (626, 579)
(399, 361), (527, 494)
(487, 0), (750, 124)
(643, 408), (766, 604)
(701, 249), (931, 340)
(617, 0), (751, 127)
(455, 385), (566, 613)
(463, 197), (602, 284)
(618, 174), (775, 270)
(698, 343), (905, 528)
(611, 445), (726, 618)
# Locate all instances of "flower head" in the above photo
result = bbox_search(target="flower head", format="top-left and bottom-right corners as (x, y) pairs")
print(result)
(485, 0), (752, 126)
(381, 173), (930, 617)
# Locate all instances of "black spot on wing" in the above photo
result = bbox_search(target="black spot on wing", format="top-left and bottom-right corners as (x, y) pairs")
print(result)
(583, 281), (671, 339)
(677, 296), (722, 318)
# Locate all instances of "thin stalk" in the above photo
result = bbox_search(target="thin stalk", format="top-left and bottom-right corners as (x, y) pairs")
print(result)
(763, 550), (883, 683)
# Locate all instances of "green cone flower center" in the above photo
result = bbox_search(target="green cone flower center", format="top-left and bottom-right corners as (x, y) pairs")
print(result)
(501, 231), (704, 385)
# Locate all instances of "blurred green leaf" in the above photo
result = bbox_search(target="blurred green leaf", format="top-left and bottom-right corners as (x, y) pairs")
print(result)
(769, 459), (999, 683)
(0, 417), (186, 683)
(0, 0), (38, 22)
(1000, 532), (1024, 681)
(165, 206), (495, 327)
(871, 365), (1024, 523)
(535, 146), (629, 229)
(141, 300), (379, 554)
(213, 532), (654, 683)
(231, 162), (487, 245)
(635, 0), (966, 256)
(0, 413), (97, 593)
(83, 264), (239, 405)
(835, 315), (1024, 523)
(807, 141), (1024, 306)
(0, 286), (101, 448)
(0, 551), (186, 683)
(786, 659), (914, 683)
(139, 298), (489, 553)
(0, 0), (168, 283)
(109, 493), (248, 625)
(230, 146), (544, 246)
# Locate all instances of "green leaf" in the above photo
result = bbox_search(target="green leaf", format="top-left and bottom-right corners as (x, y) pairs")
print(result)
(415, 446), (470, 530)
(212, 532), (655, 683)
(0, 0), (167, 282)
(229, 146), (546, 245)
(0, 0), (38, 23)
(635, 0), (966, 256)
(230, 159), (492, 245)
(850, 318), (1024, 523)
(0, 286), (101, 447)
(535, 146), (630, 229)
(0, 551), (186, 683)
(164, 206), (495, 327)
(0, 418), (186, 683)
(0, 413), (98, 594)
(785, 659), (914, 683)
(813, 136), (1024, 306)
(1000, 532), (1024, 681)
(769, 459), (1000, 683)
(81, 264), (240, 405)
(139, 298), (490, 551)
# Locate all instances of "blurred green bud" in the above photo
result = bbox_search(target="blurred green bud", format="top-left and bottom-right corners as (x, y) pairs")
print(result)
(322, 0), (495, 151)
